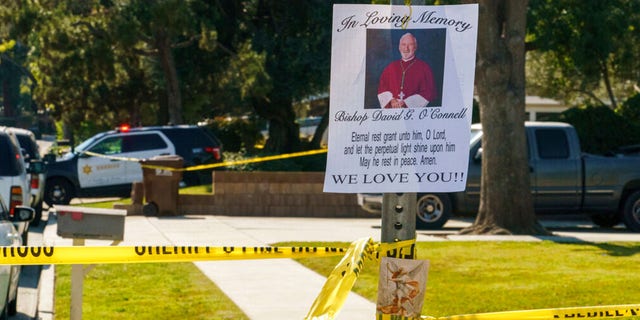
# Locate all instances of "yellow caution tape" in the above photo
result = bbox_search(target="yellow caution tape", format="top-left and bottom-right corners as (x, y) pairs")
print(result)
(82, 151), (143, 163)
(376, 315), (432, 320)
(373, 305), (640, 320)
(0, 239), (411, 266)
(378, 239), (416, 259)
(83, 149), (328, 172)
(376, 239), (415, 256)
(436, 304), (640, 319)
(181, 148), (328, 171)
(305, 238), (377, 320)
(0, 245), (346, 265)
(305, 238), (416, 320)
(376, 304), (640, 320)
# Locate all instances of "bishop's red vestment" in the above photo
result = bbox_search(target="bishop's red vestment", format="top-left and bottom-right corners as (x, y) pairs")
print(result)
(377, 57), (437, 108)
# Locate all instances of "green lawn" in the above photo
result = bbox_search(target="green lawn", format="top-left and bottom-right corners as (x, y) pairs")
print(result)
(289, 241), (640, 318)
(53, 240), (640, 319)
(66, 194), (640, 319)
(54, 262), (249, 320)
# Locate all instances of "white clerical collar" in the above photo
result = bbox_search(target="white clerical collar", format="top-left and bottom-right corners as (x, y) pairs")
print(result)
(402, 56), (415, 62)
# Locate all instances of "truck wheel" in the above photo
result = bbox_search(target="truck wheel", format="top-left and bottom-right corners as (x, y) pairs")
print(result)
(622, 191), (640, 232)
(44, 178), (75, 206)
(416, 193), (451, 230)
(590, 213), (620, 228)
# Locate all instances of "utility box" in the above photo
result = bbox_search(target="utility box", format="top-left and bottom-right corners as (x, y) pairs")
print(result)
(140, 155), (184, 216)
(55, 205), (126, 241)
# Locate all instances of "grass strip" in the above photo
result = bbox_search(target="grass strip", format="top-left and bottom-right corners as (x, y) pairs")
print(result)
(55, 262), (248, 319)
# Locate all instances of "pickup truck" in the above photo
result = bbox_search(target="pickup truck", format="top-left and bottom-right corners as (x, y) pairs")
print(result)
(358, 122), (640, 232)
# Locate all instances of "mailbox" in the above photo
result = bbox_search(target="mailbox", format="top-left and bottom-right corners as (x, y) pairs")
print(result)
(54, 205), (126, 241)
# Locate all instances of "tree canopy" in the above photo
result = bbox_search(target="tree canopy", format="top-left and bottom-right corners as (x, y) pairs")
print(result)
(1, 0), (639, 153)
(527, 0), (640, 108)
(0, 0), (342, 149)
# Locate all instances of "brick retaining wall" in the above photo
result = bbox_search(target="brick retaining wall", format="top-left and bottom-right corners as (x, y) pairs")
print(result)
(119, 171), (373, 218)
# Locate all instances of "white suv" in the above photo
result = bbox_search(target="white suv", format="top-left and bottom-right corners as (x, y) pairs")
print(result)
(9, 127), (46, 226)
(0, 127), (33, 241)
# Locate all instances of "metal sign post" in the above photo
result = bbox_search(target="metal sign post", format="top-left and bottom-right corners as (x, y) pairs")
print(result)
(70, 238), (85, 320)
(379, 0), (422, 259)
(381, 193), (416, 258)
(55, 206), (126, 320)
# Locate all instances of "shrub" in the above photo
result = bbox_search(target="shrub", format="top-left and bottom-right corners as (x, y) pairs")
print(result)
(557, 105), (640, 154)
(223, 149), (327, 172)
(207, 116), (263, 152)
(617, 93), (640, 127)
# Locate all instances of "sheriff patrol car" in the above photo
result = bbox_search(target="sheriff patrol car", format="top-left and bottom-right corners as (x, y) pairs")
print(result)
(44, 125), (223, 205)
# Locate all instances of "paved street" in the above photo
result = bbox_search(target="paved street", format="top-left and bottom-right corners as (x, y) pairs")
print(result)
(10, 208), (640, 319)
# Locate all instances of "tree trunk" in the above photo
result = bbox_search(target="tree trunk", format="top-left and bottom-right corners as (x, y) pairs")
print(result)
(1, 63), (17, 117)
(461, 0), (548, 235)
(154, 28), (183, 125)
(252, 96), (300, 153)
(2, 80), (15, 117)
(600, 61), (618, 109)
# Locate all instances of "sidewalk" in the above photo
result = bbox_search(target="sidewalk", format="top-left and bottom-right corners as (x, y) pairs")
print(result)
(38, 214), (381, 320)
(37, 214), (640, 319)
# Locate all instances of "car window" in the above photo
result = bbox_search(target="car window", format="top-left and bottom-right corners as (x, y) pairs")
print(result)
(0, 134), (24, 175)
(0, 198), (9, 220)
(75, 132), (106, 152)
(122, 133), (168, 153)
(161, 128), (215, 156)
(0, 207), (8, 221)
(535, 129), (570, 159)
(89, 136), (123, 155)
(16, 134), (40, 161)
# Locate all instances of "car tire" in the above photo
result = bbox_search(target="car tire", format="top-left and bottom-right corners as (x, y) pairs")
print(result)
(622, 191), (640, 232)
(415, 193), (452, 230)
(44, 178), (75, 206)
(590, 213), (620, 228)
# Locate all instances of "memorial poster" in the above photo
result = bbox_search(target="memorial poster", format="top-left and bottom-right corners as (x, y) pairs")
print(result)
(324, 4), (478, 193)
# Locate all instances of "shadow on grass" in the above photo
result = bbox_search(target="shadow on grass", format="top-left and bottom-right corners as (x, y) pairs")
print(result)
(589, 242), (640, 256)
(417, 220), (640, 257)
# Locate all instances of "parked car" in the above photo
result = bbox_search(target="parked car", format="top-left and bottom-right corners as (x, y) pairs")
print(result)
(8, 127), (46, 225)
(44, 124), (224, 205)
(0, 126), (39, 242)
(358, 122), (640, 232)
(0, 202), (34, 318)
